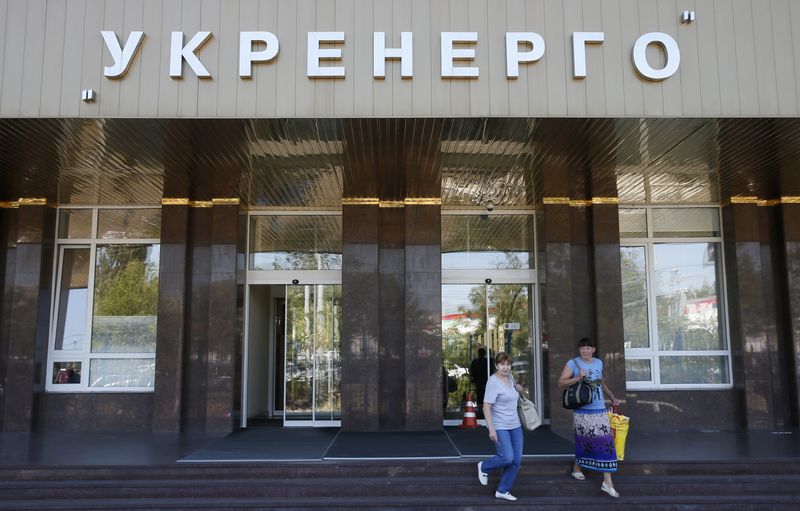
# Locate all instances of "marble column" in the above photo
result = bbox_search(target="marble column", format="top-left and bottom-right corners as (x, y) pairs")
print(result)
(588, 122), (626, 402)
(205, 202), (240, 433)
(182, 206), (212, 432)
(341, 204), (381, 431)
(404, 203), (442, 431)
(1, 204), (55, 432)
(782, 202), (800, 427)
(152, 203), (190, 432)
(539, 121), (580, 436)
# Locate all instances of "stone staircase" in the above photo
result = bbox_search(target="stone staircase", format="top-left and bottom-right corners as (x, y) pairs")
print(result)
(1, 459), (799, 510)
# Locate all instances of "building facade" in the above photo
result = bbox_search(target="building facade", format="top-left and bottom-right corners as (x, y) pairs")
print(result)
(0, 0), (799, 437)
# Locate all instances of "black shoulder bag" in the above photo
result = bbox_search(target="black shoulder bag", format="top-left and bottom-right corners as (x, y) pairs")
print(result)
(562, 357), (594, 409)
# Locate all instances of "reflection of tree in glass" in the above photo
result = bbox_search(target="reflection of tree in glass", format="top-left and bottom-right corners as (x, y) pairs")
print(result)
(93, 246), (158, 316)
(620, 248), (649, 348)
(273, 251), (341, 270)
(92, 245), (158, 353)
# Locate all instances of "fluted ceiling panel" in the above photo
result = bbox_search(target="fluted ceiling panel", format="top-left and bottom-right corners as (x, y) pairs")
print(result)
(2, 118), (800, 208)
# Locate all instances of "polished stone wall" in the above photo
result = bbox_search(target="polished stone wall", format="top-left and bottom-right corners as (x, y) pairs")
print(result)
(2, 205), (54, 432)
(341, 205), (381, 431)
(35, 393), (153, 432)
(152, 204), (189, 433)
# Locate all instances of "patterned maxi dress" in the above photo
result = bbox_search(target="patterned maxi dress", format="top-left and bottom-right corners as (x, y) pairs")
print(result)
(567, 357), (617, 472)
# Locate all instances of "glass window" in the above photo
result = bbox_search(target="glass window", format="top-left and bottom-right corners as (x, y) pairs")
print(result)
(54, 248), (90, 351)
(659, 356), (729, 385)
(620, 207), (729, 389)
(97, 209), (161, 239)
(618, 209), (647, 238)
(442, 215), (535, 270)
(654, 243), (723, 351)
(91, 245), (160, 353)
(48, 208), (160, 391)
(58, 209), (93, 239)
(651, 208), (720, 238)
(620, 246), (649, 349)
(52, 362), (82, 384)
(625, 359), (651, 382)
(89, 359), (155, 388)
(249, 216), (342, 270)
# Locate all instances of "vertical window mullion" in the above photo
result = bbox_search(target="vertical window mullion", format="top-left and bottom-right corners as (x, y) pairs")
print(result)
(647, 242), (660, 386)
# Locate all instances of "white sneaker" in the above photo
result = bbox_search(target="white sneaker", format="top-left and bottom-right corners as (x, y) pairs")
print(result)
(495, 491), (518, 501)
(477, 462), (488, 486)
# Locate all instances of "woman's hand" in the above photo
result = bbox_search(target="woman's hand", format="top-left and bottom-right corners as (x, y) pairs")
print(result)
(514, 383), (524, 392)
(579, 369), (587, 379)
(488, 427), (497, 443)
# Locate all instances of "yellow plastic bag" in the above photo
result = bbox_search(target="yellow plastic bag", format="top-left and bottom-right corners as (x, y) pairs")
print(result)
(607, 410), (630, 461)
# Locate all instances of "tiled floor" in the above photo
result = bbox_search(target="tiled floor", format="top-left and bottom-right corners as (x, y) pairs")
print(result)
(0, 428), (797, 466)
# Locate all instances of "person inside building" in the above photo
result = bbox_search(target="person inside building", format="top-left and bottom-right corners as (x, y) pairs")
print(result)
(469, 347), (494, 417)
(558, 337), (621, 498)
(476, 352), (525, 501)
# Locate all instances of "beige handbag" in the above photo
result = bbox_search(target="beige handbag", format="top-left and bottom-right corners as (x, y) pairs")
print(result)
(518, 391), (542, 431)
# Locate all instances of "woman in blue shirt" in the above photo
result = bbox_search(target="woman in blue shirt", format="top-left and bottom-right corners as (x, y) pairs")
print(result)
(476, 352), (525, 501)
(558, 337), (621, 498)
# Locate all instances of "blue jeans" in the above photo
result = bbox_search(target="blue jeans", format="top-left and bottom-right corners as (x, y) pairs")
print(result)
(481, 427), (523, 493)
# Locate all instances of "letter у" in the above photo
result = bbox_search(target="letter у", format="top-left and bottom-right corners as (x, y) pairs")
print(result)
(101, 31), (145, 79)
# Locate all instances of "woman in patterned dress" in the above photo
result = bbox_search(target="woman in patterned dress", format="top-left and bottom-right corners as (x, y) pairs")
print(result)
(558, 337), (621, 498)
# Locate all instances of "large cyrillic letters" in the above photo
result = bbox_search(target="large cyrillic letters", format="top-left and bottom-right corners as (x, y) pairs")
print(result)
(632, 32), (680, 81)
(308, 32), (345, 78)
(441, 32), (479, 78)
(101, 31), (145, 79)
(374, 32), (413, 78)
(505, 32), (545, 78)
(239, 32), (279, 78)
(572, 32), (605, 78)
(170, 31), (213, 78)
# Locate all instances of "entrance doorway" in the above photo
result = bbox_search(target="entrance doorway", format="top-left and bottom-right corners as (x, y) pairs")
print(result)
(244, 283), (342, 427)
(442, 283), (540, 423)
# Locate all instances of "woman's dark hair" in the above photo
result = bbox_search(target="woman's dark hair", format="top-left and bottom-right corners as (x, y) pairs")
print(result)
(578, 337), (599, 358)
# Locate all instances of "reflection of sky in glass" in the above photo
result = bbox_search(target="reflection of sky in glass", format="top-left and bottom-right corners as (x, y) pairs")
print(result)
(442, 251), (530, 270)
(654, 243), (717, 297)
(441, 215), (534, 270)
(61, 288), (87, 350)
(442, 285), (480, 317)
(145, 245), (160, 280)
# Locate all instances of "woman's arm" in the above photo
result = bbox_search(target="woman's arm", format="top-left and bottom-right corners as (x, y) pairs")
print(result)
(483, 402), (497, 443)
(601, 381), (620, 405)
(558, 363), (586, 389)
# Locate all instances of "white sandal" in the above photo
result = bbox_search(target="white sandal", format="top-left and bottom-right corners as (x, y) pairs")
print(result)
(601, 482), (620, 498)
(570, 471), (585, 481)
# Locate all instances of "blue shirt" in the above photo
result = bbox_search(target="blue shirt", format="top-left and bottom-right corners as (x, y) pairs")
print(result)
(484, 373), (521, 430)
(567, 357), (606, 410)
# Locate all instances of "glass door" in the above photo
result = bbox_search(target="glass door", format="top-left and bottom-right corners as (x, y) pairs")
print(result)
(284, 284), (342, 425)
(442, 283), (536, 421)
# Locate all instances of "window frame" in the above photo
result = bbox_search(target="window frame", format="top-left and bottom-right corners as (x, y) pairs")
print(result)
(620, 205), (733, 391)
(46, 206), (161, 393)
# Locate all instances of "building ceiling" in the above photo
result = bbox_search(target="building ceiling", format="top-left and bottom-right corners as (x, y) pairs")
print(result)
(1, 118), (799, 208)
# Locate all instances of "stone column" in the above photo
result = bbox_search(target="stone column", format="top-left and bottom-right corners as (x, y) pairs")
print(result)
(404, 203), (442, 431)
(782, 200), (800, 426)
(539, 120), (581, 436)
(340, 119), (443, 431)
(341, 203), (381, 431)
(588, 121), (626, 401)
(205, 201), (240, 433)
(1, 203), (55, 432)
(152, 202), (189, 432)
(182, 205), (213, 432)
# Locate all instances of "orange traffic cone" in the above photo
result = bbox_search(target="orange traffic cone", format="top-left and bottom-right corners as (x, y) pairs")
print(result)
(459, 392), (479, 429)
